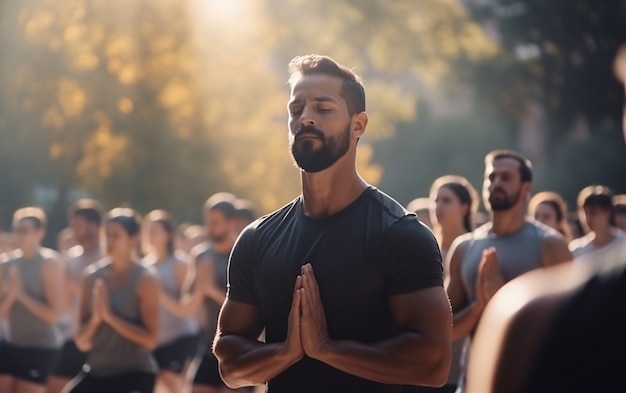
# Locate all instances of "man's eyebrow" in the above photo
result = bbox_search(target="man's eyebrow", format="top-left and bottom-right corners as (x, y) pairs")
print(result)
(289, 95), (338, 106)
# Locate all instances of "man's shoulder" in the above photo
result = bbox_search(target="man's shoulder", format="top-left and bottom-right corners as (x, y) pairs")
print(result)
(364, 187), (413, 221)
(528, 219), (565, 241)
(245, 196), (301, 233)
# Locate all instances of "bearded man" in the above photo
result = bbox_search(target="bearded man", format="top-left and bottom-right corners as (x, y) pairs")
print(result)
(444, 149), (572, 392)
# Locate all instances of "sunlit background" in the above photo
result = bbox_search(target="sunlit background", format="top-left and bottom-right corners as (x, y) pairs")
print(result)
(1, 0), (625, 243)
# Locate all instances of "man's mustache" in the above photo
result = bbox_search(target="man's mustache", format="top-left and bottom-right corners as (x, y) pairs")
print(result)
(295, 125), (325, 140)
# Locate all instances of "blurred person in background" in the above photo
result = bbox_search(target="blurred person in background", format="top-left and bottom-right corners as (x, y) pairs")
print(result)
(190, 193), (244, 393)
(422, 175), (478, 393)
(56, 227), (77, 263)
(0, 231), (16, 254)
(0, 231), (13, 362)
(446, 150), (572, 392)
(143, 210), (199, 393)
(49, 199), (104, 393)
(613, 194), (626, 232)
(528, 191), (573, 242)
(232, 199), (257, 236)
(429, 175), (479, 264)
(0, 207), (64, 393)
(406, 196), (435, 229)
(66, 208), (159, 393)
(464, 46), (626, 393)
(176, 224), (206, 255)
(569, 185), (625, 258)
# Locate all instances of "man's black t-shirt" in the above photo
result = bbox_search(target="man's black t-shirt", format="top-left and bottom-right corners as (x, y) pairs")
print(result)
(227, 187), (443, 393)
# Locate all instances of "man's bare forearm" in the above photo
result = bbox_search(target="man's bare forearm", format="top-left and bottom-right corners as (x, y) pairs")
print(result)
(313, 332), (449, 387)
(452, 301), (485, 341)
(214, 335), (301, 389)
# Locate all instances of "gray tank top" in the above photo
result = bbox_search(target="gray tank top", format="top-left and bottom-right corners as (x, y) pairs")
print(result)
(461, 220), (548, 302)
(5, 248), (62, 349)
(456, 220), (550, 391)
(149, 253), (197, 345)
(86, 262), (157, 377)
(195, 245), (229, 341)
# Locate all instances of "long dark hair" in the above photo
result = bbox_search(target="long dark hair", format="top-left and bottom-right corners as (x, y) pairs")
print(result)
(429, 175), (478, 233)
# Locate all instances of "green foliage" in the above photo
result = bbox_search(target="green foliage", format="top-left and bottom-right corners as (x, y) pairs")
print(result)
(373, 100), (516, 209)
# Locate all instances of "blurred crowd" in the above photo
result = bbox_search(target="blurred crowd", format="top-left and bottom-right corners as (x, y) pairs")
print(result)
(1, 165), (624, 393)
(0, 193), (258, 393)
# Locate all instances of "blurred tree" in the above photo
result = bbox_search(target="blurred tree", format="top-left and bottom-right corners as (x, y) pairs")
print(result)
(373, 99), (517, 209)
(1, 0), (503, 239)
(465, 0), (626, 146)
(0, 0), (216, 239)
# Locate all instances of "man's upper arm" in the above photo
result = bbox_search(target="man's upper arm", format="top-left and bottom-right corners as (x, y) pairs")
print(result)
(227, 227), (258, 305)
(390, 286), (452, 336)
(542, 234), (573, 267)
(381, 217), (443, 296)
(217, 298), (264, 340)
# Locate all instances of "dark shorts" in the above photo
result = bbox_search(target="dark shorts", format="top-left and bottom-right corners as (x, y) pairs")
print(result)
(0, 341), (10, 375)
(52, 340), (87, 378)
(0, 343), (59, 384)
(153, 335), (199, 373)
(192, 352), (223, 387)
(63, 371), (155, 393)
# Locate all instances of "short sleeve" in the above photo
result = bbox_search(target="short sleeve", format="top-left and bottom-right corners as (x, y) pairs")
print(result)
(226, 226), (258, 305)
(381, 216), (443, 295)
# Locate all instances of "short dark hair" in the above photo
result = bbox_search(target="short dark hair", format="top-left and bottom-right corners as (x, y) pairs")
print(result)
(288, 54), (366, 116)
(485, 149), (533, 183)
(578, 185), (616, 226)
(69, 198), (103, 225)
(13, 207), (47, 230)
(107, 208), (142, 237)
(203, 192), (236, 213)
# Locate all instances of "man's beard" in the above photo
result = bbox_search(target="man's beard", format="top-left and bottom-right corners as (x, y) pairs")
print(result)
(290, 124), (351, 173)
(209, 231), (228, 244)
(488, 188), (522, 211)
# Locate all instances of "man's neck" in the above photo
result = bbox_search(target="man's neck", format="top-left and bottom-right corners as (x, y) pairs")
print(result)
(300, 161), (368, 218)
(490, 207), (527, 236)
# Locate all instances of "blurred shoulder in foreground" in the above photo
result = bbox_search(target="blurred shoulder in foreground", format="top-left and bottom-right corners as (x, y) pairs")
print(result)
(466, 241), (626, 393)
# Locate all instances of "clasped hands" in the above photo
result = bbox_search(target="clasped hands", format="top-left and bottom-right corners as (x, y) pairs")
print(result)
(476, 247), (505, 307)
(284, 263), (331, 362)
(91, 278), (113, 324)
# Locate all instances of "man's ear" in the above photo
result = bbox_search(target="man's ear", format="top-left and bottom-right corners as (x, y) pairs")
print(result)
(352, 112), (368, 138)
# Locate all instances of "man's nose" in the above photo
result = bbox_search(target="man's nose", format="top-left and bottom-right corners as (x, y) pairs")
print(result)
(299, 106), (316, 127)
